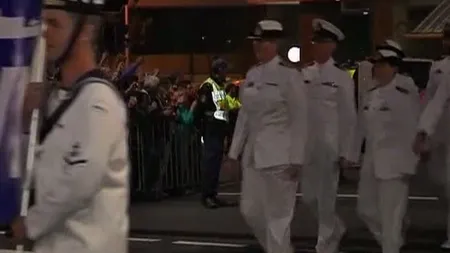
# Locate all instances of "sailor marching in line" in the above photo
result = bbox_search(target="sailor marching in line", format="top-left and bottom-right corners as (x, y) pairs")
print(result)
(228, 20), (308, 253)
(301, 19), (357, 253)
(352, 41), (420, 253)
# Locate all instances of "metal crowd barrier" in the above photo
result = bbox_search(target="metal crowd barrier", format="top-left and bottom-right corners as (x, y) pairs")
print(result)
(128, 110), (203, 201)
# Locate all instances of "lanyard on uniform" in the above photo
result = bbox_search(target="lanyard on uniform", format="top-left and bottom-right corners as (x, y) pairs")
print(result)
(39, 69), (107, 144)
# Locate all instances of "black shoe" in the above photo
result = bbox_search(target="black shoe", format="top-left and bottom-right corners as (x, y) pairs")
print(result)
(213, 197), (238, 207)
(202, 197), (219, 209)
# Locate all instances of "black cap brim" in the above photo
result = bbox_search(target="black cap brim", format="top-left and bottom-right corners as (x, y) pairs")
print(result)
(247, 30), (284, 40)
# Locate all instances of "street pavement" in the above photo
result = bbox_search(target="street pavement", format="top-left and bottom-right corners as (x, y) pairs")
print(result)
(1, 169), (449, 252)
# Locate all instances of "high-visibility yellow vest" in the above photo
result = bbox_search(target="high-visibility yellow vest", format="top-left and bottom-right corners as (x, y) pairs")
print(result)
(226, 94), (241, 110)
(201, 77), (228, 122)
(348, 69), (356, 78)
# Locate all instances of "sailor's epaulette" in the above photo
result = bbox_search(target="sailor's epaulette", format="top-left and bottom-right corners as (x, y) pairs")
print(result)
(395, 86), (409, 94)
(368, 86), (378, 92)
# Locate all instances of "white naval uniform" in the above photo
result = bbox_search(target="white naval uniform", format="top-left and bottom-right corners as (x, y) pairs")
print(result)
(301, 58), (357, 253)
(228, 56), (308, 253)
(424, 57), (450, 187)
(419, 60), (450, 245)
(353, 74), (420, 253)
(25, 78), (129, 253)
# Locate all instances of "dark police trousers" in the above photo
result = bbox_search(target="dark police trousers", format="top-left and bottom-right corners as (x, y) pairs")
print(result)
(202, 120), (227, 199)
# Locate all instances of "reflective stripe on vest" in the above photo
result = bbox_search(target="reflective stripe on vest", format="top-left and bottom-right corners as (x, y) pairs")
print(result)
(202, 77), (228, 122)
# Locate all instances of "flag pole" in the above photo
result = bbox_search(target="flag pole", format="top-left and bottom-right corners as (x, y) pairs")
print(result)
(15, 22), (46, 253)
(124, 1), (130, 66)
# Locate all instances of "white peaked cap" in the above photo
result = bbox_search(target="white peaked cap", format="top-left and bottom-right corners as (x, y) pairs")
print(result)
(377, 49), (399, 58)
(258, 20), (283, 32)
(383, 39), (402, 52)
(248, 20), (284, 39)
(312, 18), (345, 41)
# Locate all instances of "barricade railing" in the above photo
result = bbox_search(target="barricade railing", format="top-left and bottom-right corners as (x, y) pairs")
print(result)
(128, 110), (203, 200)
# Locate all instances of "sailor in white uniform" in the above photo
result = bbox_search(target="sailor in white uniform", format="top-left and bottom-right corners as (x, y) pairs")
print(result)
(353, 44), (420, 253)
(10, 1), (129, 253)
(414, 22), (450, 250)
(228, 20), (308, 253)
(301, 19), (357, 253)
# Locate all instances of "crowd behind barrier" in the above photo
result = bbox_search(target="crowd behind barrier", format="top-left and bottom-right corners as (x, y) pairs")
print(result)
(128, 112), (203, 200)
(99, 55), (240, 201)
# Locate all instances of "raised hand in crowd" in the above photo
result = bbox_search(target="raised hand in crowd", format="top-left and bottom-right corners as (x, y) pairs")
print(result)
(128, 96), (138, 108)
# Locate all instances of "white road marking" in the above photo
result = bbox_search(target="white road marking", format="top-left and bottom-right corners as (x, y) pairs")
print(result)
(128, 237), (161, 243)
(0, 250), (33, 253)
(0, 231), (161, 244)
(218, 192), (439, 201)
(172, 240), (247, 248)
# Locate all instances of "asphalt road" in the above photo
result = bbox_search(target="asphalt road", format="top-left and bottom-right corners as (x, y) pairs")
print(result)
(1, 169), (448, 252)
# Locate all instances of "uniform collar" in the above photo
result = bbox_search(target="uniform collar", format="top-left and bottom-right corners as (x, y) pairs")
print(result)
(315, 57), (335, 68)
(376, 74), (397, 89)
(261, 55), (281, 68)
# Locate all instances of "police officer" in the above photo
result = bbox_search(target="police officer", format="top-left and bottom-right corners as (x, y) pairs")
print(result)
(228, 20), (308, 253)
(413, 22), (450, 250)
(196, 57), (231, 208)
(301, 19), (357, 253)
(11, 1), (129, 253)
(354, 45), (420, 253)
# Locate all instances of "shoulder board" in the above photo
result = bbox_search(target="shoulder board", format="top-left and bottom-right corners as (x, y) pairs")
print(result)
(395, 86), (409, 94)
(368, 86), (378, 92)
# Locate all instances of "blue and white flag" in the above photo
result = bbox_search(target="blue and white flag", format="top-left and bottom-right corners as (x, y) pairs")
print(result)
(0, 0), (42, 226)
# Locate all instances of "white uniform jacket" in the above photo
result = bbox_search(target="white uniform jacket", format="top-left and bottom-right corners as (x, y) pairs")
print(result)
(302, 58), (357, 161)
(420, 69), (450, 137)
(26, 80), (129, 253)
(228, 56), (308, 169)
(355, 74), (420, 179)
(423, 57), (450, 143)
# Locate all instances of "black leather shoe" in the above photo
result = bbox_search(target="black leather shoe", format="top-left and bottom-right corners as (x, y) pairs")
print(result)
(202, 197), (219, 209)
(214, 197), (238, 207)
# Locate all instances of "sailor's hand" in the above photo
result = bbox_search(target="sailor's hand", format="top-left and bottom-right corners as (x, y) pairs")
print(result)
(128, 96), (137, 108)
(223, 158), (240, 182)
(11, 216), (27, 241)
(286, 165), (301, 181)
(338, 157), (354, 169)
(413, 131), (430, 157)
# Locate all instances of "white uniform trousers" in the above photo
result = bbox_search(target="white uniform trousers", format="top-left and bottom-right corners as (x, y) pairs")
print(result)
(301, 155), (346, 253)
(427, 143), (450, 242)
(357, 164), (409, 253)
(240, 165), (298, 253)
